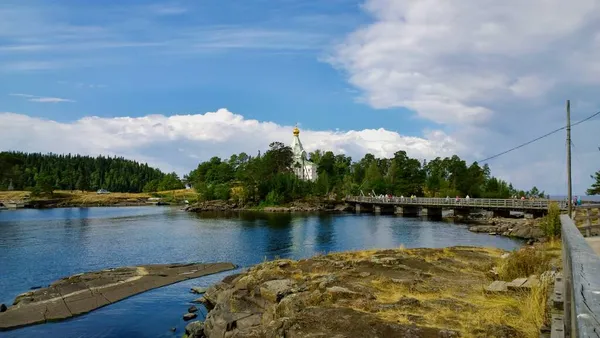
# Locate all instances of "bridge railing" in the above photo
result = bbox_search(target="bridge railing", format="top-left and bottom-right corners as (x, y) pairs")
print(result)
(345, 196), (568, 210)
(560, 214), (600, 337)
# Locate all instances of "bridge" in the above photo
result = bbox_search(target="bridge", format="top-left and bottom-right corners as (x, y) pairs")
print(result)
(345, 196), (568, 218)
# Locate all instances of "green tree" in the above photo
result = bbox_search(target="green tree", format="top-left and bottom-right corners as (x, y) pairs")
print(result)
(75, 173), (90, 192)
(34, 172), (55, 196)
(157, 172), (184, 191)
(587, 170), (600, 195)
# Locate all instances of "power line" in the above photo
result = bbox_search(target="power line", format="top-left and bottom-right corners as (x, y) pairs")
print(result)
(477, 110), (600, 163)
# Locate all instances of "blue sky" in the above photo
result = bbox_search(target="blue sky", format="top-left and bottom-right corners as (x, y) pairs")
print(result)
(1, 0), (599, 194)
(0, 0), (433, 135)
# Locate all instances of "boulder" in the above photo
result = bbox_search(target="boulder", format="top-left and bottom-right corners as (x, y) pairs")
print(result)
(183, 313), (198, 321)
(326, 286), (363, 301)
(359, 272), (371, 278)
(0, 304), (6, 312)
(259, 279), (295, 303)
(188, 305), (198, 313)
(191, 286), (208, 294)
(509, 224), (543, 239)
(185, 320), (205, 338)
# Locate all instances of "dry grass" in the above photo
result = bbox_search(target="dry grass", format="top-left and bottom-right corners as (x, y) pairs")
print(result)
(0, 189), (197, 205)
(0, 191), (31, 200)
(575, 207), (600, 227)
(367, 275), (548, 338)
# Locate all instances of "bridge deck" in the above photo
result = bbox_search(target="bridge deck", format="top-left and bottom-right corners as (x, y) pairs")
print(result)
(345, 196), (568, 211)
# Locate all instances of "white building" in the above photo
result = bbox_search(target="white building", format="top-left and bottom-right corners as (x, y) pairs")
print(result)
(291, 126), (318, 181)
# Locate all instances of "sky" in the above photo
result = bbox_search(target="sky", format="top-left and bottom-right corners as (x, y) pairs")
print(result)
(1, 0), (599, 195)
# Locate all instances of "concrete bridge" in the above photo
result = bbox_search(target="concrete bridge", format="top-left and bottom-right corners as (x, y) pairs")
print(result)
(345, 196), (568, 218)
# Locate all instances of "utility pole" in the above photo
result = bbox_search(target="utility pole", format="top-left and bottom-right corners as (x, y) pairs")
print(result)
(567, 100), (573, 218)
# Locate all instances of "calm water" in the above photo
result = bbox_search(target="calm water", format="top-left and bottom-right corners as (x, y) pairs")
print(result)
(0, 207), (522, 337)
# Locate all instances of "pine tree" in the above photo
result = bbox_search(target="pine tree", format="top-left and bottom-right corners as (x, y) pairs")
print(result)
(587, 170), (600, 195)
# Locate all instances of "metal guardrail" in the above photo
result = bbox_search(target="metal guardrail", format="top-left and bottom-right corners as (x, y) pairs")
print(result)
(560, 214), (600, 337)
(345, 196), (569, 211)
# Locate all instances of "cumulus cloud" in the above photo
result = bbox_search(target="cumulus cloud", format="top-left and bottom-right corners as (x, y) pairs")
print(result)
(0, 108), (459, 179)
(9, 93), (75, 103)
(331, 0), (600, 194)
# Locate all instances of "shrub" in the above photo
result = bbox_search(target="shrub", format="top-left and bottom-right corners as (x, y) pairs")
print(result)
(264, 190), (283, 206)
(541, 202), (561, 238)
(497, 247), (551, 281)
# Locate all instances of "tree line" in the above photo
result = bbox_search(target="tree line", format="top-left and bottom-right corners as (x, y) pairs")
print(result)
(185, 141), (546, 206)
(0, 152), (183, 195)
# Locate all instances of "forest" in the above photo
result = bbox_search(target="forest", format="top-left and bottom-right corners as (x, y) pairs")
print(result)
(0, 152), (183, 194)
(0, 146), (552, 203)
(185, 141), (546, 206)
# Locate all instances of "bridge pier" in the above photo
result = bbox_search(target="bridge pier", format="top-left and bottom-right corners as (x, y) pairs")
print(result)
(524, 211), (545, 219)
(453, 208), (470, 217)
(493, 209), (511, 218)
(395, 206), (419, 216)
(420, 207), (442, 217)
(355, 204), (373, 213)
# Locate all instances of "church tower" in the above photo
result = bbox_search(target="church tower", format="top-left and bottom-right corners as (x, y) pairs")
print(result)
(291, 126), (318, 181)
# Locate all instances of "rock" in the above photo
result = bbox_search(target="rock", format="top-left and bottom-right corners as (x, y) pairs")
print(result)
(188, 305), (198, 313)
(439, 329), (458, 337)
(277, 261), (290, 268)
(0, 304), (6, 312)
(260, 279), (295, 303)
(192, 297), (206, 303)
(170, 327), (176, 332)
(326, 286), (363, 301)
(185, 320), (205, 338)
(191, 286), (208, 294)
(183, 313), (198, 321)
(468, 225), (498, 233)
(359, 272), (371, 278)
(485, 281), (508, 293)
(508, 224), (544, 239)
(500, 253), (510, 259)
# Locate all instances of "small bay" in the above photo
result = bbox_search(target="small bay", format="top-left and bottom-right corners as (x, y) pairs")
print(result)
(0, 206), (521, 337)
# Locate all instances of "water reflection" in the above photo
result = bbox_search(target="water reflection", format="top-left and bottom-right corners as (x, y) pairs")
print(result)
(315, 214), (334, 254)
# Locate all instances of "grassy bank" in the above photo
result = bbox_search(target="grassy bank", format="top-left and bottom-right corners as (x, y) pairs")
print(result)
(0, 189), (199, 207)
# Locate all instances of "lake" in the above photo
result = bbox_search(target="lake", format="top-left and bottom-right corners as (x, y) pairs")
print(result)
(0, 206), (522, 337)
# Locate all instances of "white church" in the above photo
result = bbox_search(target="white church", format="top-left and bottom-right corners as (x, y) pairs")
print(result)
(291, 126), (318, 181)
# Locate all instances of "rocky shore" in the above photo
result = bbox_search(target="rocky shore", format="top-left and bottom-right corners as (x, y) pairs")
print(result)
(466, 217), (544, 241)
(184, 247), (545, 338)
(185, 200), (350, 213)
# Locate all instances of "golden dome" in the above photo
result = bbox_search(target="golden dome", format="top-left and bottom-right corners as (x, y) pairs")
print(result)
(293, 126), (300, 136)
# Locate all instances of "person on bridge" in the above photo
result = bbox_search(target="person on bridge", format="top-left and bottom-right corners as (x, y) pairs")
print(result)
(577, 196), (582, 206)
(445, 196), (450, 203)
(465, 195), (470, 204)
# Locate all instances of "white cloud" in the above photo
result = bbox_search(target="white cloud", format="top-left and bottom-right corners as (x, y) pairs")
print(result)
(331, 0), (600, 195)
(147, 4), (187, 16)
(9, 93), (75, 103)
(0, 108), (459, 180)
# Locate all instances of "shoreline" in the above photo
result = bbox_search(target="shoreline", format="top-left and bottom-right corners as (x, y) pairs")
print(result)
(5, 199), (544, 242)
